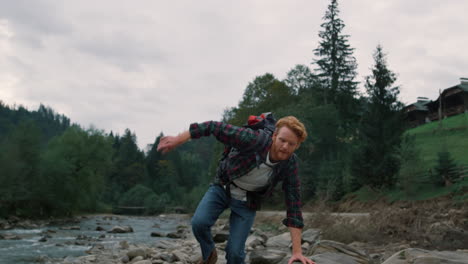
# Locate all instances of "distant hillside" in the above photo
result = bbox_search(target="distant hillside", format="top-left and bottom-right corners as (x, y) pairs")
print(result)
(406, 113), (468, 167)
(0, 102), (71, 144)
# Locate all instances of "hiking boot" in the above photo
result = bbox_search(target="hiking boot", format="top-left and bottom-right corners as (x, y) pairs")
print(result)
(196, 248), (217, 264)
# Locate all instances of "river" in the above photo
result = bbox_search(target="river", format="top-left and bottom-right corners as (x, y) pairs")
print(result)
(0, 214), (190, 264)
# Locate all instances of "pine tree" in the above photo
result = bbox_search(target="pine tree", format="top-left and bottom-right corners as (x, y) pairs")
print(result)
(352, 45), (405, 189)
(314, 0), (358, 105)
(313, 0), (358, 135)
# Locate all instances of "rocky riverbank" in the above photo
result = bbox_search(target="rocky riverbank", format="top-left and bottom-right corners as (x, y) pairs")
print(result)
(1, 211), (467, 264)
(36, 220), (468, 264)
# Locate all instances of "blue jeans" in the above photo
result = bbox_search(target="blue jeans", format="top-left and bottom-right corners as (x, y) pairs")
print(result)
(191, 184), (256, 264)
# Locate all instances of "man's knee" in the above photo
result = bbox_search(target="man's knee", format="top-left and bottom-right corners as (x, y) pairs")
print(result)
(191, 215), (210, 231)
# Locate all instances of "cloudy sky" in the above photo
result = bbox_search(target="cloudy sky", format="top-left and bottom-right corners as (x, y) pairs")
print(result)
(0, 0), (466, 149)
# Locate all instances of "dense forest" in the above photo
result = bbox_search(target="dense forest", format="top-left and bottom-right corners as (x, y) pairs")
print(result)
(0, 0), (463, 218)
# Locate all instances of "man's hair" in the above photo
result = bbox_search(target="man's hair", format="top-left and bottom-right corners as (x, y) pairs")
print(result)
(275, 116), (307, 143)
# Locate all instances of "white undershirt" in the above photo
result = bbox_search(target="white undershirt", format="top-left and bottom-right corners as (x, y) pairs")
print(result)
(230, 152), (278, 201)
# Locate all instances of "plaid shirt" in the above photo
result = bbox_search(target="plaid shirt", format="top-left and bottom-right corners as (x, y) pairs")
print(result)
(189, 121), (304, 228)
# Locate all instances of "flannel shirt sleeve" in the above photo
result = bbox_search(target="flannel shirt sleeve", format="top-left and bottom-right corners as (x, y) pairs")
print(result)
(189, 121), (267, 151)
(281, 157), (304, 228)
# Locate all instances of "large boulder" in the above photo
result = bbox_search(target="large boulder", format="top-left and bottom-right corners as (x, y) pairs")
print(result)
(266, 232), (291, 248)
(310, 252), (361, 264)
(308, 240), (371, 264)
(301, 229), (321, 244)
(250, 249), (287, 264)
(382, 248), (468, 264)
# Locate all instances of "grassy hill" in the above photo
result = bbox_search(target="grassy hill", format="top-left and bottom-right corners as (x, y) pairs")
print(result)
(406, 113), (468, 167)
(349, 113), (468, 204)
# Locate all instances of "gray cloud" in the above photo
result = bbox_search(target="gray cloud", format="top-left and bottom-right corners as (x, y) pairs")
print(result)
(1, 0), (467, 148)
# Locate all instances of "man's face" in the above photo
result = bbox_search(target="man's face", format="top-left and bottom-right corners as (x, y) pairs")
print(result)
(270, 126), (300, 162)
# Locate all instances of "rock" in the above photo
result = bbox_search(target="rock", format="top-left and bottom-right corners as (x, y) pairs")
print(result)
(154, 240), (178, 249)
(85, 244), (104, 254)
(78, 255), (97, 262)
(127, 248), (147, 259)
(382, 248), (468, 264)
(250, 248), (287, 264)
(38, 236), (48, 242)
(151, 231), (166, 237)
(167, 231), (184, 239)
(60, 226), (80, 230)
(266, 232), (291, 248)
(120, 255), (130, 263)
(0, 219), (9, 229)
(301, 229), (321, 244)
(310, 252), (361, 264)
(120, 240), (129, 249)
(108, 225), (133, 233)
(159, 253), (176, 262)
(133, 260), (151, 264)
(246, 234), (266, 248)
(96, 226), (105, 231)
(213, 230), (230, 243)
(0, 233), (21, 240)
(308, 240), (370, 264)
(172, 250), (188, 262)
(131, 256), (144, 262)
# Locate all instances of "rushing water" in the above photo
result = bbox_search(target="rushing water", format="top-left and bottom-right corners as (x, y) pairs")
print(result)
(0, 214), (189, 264)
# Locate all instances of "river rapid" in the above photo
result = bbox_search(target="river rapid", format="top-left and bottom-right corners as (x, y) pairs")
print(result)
(0, 214), (190, 264)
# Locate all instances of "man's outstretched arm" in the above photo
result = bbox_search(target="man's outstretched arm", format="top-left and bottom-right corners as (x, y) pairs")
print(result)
(288, 227), (315, 264)
(157, 131), (191, 154)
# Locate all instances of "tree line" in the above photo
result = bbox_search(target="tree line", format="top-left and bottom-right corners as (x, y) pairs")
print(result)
(0, 0), (457, 218)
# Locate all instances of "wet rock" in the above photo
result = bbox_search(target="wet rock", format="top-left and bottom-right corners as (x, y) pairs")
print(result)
(151, 231), (166, 237)
(167, 231), (184, 239)
(108, 225), (133, 233)
(60, 226), (80, 230)
(38, 236), (48, 242)
(0, 233), (22, 240)
(95, 226), (105, 231)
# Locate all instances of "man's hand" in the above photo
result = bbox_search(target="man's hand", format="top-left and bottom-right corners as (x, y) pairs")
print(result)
(157, 131), (191, 154)
(288, 253), (315, 264)
(288, 227), (315, 264)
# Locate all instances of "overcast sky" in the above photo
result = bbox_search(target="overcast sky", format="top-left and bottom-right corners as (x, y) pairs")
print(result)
(0, 0), (466, 149)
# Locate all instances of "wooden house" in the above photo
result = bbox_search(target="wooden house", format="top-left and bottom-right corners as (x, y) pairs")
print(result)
(405, 78), (468, 127)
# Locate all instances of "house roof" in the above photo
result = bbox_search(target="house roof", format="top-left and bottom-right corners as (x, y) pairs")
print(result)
(405, 100), (430, 111)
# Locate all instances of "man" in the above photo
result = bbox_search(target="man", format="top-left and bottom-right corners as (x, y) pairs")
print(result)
(157, 115), (315, 264)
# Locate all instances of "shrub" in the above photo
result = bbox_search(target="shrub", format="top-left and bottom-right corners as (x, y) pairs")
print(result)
(118, 184), (155, 207)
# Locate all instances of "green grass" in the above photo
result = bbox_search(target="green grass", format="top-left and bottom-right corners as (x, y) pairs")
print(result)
(406, 113), (468, 167)
(343, 114), (468, 205)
